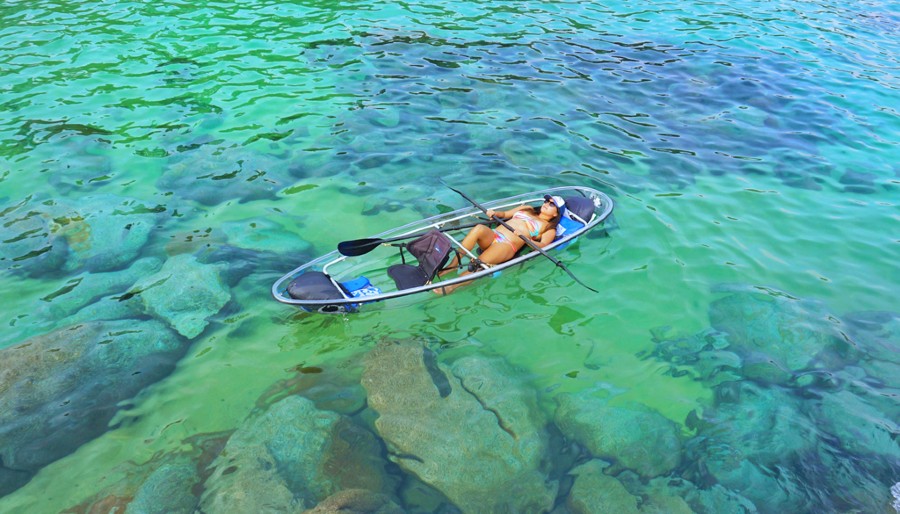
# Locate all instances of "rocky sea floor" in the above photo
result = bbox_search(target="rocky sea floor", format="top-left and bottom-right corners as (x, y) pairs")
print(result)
(1, 279), (898, 512)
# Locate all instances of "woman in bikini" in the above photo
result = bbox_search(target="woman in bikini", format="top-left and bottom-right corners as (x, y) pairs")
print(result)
(436, 195), (564, 293)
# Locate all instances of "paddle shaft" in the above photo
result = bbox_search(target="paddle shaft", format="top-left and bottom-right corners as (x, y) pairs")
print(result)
(445, 184), (598, 293)
(338, 219), (486, 256)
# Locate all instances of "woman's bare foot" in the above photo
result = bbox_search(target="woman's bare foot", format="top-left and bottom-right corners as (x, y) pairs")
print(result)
(432, 282), (462, 295)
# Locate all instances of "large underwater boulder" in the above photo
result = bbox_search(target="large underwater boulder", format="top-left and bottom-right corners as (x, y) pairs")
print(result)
(565, 460), (641, 514)
(53, 446), (209, 514)
(125, 460), (200, 514)
(685, 381), (817, 512)
(0, 198), (70, 276)
(200, 395), (392, 513)
(58, 195), (159, 273)
(843, 311), (900, 389)
(134, 254), (230, 339)
(709, 292), (856, 383)
(0, 319), (185, 496)
(640, 493), (694, 514)
(361, 340), (557, 514)
(158, 146), (286, 206)
(554, 393), (682, 478)
(814, 389), (899, 455)
(649, 327), (743, 386)
(303, 489), (404, 514)
(613, 474), (758, 514)
(36, 257), (163, 321)
(0, 195), (160, 277)
(808, 429), (899, 513)
(219, 217), (313, 256)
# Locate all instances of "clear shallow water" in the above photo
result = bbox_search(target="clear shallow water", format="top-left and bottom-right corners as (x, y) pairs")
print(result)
(0, 0), (898, 512)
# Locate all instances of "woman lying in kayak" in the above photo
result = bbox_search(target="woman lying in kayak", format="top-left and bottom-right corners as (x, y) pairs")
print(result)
(435, 195), (564, 293)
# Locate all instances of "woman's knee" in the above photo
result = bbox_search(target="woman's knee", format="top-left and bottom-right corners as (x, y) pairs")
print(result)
(470, 224), (492, 243)
(472, 224), (491, 236)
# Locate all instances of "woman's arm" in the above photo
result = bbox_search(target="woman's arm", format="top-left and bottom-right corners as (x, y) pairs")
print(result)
(486, 204), (528, 219)
(535, 228), (557, 248)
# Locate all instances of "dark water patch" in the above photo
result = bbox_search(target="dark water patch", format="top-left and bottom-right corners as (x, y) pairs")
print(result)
(422, 347), (452, 398)
(40, 277), (83, 302)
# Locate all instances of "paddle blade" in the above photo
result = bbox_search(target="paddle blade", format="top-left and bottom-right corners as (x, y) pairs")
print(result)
(337, 238), (382, 256)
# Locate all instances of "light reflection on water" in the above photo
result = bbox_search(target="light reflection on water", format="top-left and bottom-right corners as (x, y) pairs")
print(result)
(0, 0), (897, 512)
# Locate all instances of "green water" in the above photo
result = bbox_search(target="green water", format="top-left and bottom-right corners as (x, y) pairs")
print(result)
(1, 0), (898, 512)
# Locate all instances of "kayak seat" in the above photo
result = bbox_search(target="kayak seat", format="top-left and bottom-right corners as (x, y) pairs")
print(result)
(287, 272), (382, 314)
(288, 271), (348, 300)
(554, 196), (595, 250)
(388, 264), (431, 290)
(387, 229), (454, 290)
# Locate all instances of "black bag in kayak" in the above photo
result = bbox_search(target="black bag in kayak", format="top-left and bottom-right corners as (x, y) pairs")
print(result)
(387, 229), (455, 290)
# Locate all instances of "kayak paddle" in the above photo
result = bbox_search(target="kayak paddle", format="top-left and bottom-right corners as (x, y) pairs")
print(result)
(338, 219), (486, 257)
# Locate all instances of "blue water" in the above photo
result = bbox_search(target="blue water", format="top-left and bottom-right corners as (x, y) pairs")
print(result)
(0, 0), (898, 512)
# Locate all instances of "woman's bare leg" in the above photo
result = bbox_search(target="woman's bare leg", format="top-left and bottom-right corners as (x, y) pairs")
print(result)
(439, 224), (494, 276)
(479, 240), (518, 265)
(434, 238), (518, 294)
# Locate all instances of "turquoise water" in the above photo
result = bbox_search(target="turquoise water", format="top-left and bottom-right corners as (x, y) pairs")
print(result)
(0, 0), (898, 511)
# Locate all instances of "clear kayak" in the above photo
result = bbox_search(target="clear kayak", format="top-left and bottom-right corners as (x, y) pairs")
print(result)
(271, 186), (614, 313)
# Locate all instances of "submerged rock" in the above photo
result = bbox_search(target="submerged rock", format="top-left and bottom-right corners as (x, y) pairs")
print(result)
(0, 195), (161, 277)
(36, 257), (162, 320)
(200, 396), (392, 513)
(616, 474), (758, 514)
(450, 355), (550, 465)
(565, 460), (640, 514)
(686, 376), (897, 513)
(303, 489), (405, 514)
(649, 328), (742, 385)
(219, 217), (313, 256)
(0, 198), (70, 276)
(133, 254), (231, 339)
(640, 493), (694, 514)
(685, 382), (817, 512)
(158, 147), (286, 206)
(361, 340), (557, 514)
(809, 389), (899, 463)
(844, 311), (900, 388)
(554, 393), (682, 478)
(808, 429), (899, 513)
(58, 195), (160, 273)
(709, 292), (856, 383)
(125, 461), (200, 514)
(59, 431), (231, 514)
(0, 319), (185, 496)
(255, 358), (367, 416)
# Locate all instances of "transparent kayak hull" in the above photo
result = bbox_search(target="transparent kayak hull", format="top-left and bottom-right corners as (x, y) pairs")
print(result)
(271, 186), (614, 312)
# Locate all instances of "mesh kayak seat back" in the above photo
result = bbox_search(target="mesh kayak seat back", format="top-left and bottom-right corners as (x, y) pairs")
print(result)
(387, 229), (455, 290)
